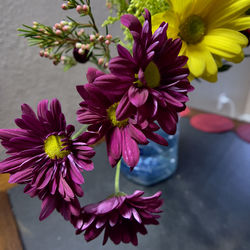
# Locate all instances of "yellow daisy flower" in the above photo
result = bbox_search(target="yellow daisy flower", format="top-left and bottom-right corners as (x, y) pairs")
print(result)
(152, 0), (250, 82)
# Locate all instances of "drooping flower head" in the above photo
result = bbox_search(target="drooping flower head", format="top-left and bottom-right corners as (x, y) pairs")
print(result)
(94, 9), (193, 136)
(152, 0), (250, 81)
(76, 68), (168, 169)
(74, 190), (163, 246)
(0, 99), (95, 221)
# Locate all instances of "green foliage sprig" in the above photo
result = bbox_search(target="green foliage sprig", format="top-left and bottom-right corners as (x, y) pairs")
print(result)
(18, 0), (120, 71)
(103, 0), (170, 51)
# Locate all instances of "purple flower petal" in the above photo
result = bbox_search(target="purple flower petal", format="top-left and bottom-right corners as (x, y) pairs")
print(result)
(120, 14), (142, 36)
(86, 67), (105, 83)
(121, 127), (139, 168)
(106, 127), (122, 167)
(128, 86), (149, 107)
(39, 195), (56, 221)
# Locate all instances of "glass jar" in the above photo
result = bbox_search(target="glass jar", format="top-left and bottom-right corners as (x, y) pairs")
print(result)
(121, 126), (180, 186)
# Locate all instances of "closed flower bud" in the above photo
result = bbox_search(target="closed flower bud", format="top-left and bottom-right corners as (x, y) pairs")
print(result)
(98, 35), (104, 42)
(82, 5), (89, 13)
(105, 40), (111, 45)
(75, 42), (82, 49)
(62, 25), (70, 32)
(55, 29), (62, 35)
(85, 44), (90, 50)
(98, 58), (104, 65)
(61, 3), (68, 10)
(54, 23), (61, 29)
(77, 29), (84, 36)
(76, 5), (83, 14)
(44, 51), (49, 58)
(89, 34), (96, 42)
(60, 21), (67, 26)
(106, 34), (112, 40)
(78, 48), (84, 55)
(39, 50), (44, 57)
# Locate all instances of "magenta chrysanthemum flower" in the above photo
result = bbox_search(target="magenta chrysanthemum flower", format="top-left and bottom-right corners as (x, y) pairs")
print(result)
(76, 68), (168, 168)
(74, 190), (163, 246)
(94, 9), (194, 135)
(0, 99), (95, 220)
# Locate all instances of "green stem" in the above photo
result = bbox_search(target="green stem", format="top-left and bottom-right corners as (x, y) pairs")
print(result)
(115, 160), (121, 193)
(87, 0), (99, 33)
(71, 125), (88, 140)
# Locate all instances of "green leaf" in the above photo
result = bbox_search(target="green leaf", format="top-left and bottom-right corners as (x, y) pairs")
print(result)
(64, 63), (74, 71)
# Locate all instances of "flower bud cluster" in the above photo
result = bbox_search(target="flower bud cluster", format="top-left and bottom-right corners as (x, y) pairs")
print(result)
(75, 42), (90, 52)
(61, 0), (78, 10)
(39, 48), (61, 65)
(19, 1), (119, 71)
(72, 32), (114, 66)
(76, 4), (89, 14)
(53, 21), (73, 35)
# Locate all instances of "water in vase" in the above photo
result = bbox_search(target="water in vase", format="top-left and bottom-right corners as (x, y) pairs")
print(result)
(121, 127), (180, 186)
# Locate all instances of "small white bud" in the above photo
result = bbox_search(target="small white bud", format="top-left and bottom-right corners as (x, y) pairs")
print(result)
(62, 25), (70, 32)
(55, 30), (62, 35)
(78, 48), (85, 55)
(89, 34), (96, 42)
(75, 43), (82, 49)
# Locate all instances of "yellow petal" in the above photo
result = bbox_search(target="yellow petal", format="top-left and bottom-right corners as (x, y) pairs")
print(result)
(204, 49), (218, 76)
(186, 43), (218, 81)
(207, 0), (250, 28)
(202, 28), (248, 58)
(152, 11), (167, 33)
(169, 0), (194, 19)
(188, 74), (195, 82)
(179, 40), (187, 55)
(186, 45), (206, 77)
(223, 16), (250, 31)
(224, 51), (245, 63)
(192, 0), (218, 18)
(202, 72), (218, 83)
(213, 55), (223, 68)
(152, 11), (180, 39)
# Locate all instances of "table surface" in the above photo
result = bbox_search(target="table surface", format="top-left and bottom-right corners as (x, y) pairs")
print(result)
(8, 118), (250, 250)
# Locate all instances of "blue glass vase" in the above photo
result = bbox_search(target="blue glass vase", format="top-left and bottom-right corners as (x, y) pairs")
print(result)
(121, 126), (179, 186)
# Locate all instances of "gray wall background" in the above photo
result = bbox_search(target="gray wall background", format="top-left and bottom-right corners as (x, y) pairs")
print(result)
(0, 0), (250, 137)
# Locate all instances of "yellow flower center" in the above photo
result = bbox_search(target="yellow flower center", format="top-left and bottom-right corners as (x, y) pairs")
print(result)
(44, 135), (70, 159)
(144, 61), (161, 88)
(107, 102), (128, 128)
(133, 74), (144, 88)
(179, 15), (206, 44)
